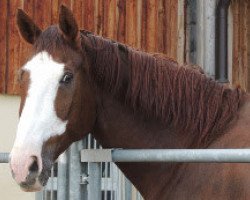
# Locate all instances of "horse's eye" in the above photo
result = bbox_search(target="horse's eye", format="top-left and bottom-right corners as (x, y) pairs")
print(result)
(60, 73), (73, 84)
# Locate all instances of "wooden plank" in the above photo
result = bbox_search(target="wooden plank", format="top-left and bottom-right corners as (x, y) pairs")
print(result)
(177, 0), (184, 64)
(136, 0), (142, 49)
(140, 0), (147, 51)
(108, 0), (117, 39)
(125, 0), (137, 47)
(102, 0), (108, 37)
(239, 0), (248, 90)
(247, 1), (250, 91)
(7, 0), (22, 94)
(163, 0), (178, 59)
(93, 0), (99, 34)
(51, 0), (59, 24)
(163, 0), (170, 56)
(0, 0), (7, 94)
(145, 0), (158, 52)
(117, 0), (126, 43)
(72, 0), (83, 28)
(34, 0), (52, 29)
(19, 0), (34, 70)
(96, 0), (103, 35)
(83, 0), (95, 32)
(232, 0), (239, 87)
(157, 0), (165, 53)
(231, 0), (248, 91)
(102, 0), (117, 39)
(170, 0), (178, 59)
(157, 0), (179, 56)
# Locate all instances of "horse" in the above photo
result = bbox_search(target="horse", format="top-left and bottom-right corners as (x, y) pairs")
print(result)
(10, 5), (250, 200)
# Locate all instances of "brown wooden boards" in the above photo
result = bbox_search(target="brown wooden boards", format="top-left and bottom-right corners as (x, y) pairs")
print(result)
(231, 0), (249, 91)
(1, 0), (181, 95)
(0, 0), (7, 93)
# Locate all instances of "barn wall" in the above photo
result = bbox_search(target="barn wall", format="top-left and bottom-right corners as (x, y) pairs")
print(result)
(231, 0), (250, 91)
(0, 0), (183, 95)
(248, 2), (250, 92)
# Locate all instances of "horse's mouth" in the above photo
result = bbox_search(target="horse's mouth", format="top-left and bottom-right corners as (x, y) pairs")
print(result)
(19, 167), (51, 192)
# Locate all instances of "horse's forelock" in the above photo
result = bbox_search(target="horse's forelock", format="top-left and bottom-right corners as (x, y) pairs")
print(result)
(33, 26), (66, 57)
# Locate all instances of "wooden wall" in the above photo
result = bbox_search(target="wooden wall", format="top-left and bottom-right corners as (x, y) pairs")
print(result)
(231, 0), (250, 91)
(0, 0), (182, 95)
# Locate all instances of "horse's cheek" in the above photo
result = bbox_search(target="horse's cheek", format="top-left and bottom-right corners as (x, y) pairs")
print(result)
(55, 87), (74, 121)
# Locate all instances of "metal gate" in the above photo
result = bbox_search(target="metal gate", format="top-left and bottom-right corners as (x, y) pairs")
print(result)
(35, 134), (143, 200)
(2, 139), (250, 200)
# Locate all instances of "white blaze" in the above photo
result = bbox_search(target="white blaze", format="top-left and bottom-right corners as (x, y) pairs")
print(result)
(12, 51), (68, 150)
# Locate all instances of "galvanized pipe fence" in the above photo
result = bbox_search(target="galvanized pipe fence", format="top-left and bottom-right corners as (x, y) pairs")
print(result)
(81, 149), (250, 163)
(35, 135), (144, 200)
(0, 152), (9, 163)
(2, 145), (250, 200)
(4, 149), (250, 165)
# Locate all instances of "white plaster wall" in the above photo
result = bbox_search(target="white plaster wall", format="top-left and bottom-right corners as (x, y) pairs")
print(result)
(0, 95), (35, 200)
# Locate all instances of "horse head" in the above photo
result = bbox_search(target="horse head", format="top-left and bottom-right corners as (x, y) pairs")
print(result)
(10, 5), (96, 191)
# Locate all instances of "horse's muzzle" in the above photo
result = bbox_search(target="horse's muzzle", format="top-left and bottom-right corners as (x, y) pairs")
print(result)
(10, 147), (43, 192)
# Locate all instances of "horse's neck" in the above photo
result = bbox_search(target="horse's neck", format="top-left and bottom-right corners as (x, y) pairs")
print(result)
(92, 93), (193, 198)
(91, 92), (246, 199)
(92, 92), (191, 149)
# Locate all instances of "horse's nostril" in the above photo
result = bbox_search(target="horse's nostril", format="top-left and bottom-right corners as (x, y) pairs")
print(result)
(29, 156), (38, 173)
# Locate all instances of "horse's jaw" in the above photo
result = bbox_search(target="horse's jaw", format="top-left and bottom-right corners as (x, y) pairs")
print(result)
(20, 179), (43, 192)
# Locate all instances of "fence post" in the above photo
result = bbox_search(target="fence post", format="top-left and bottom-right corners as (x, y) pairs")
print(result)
(68, 139), (88, 200)
(88, 162), (102, 200)
(57, 152), (68, 200)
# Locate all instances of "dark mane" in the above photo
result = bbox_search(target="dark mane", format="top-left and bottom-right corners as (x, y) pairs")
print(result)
(81, 31), (243, 147)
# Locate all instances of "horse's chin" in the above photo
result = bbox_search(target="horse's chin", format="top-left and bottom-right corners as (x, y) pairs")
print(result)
(20, 179), (43, 192)
(19, 167), (51, 192)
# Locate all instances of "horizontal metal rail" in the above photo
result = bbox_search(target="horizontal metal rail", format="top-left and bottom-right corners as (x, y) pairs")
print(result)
(0, 152), (9, 163)
(4, 149), (250, 163)
(81, 149), (250, 163)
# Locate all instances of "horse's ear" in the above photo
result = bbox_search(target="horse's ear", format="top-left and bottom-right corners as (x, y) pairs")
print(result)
(16, 9), (42, 44)
(59, 5), (78, 42)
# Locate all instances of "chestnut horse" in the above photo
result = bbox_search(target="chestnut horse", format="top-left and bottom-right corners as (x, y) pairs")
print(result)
(10, 5), (250, 200)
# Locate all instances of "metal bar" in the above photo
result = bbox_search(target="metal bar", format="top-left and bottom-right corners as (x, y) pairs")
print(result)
(57, 152), (68, 200)
(43, 188), (47, 200)
(112, 149), (250, 163)
(81, 149), (112, 162)
(68, 141), (86, 200)
(50, 165), (54, 200)
(4, 148), (250, 165)
(0, 152), (9, 163)
(215, 0), (231, 82)
(104, 162), (108, 200)
(88, 162), (102, 200)
(81, 149), (250, 163)
(125, 177), (132, 200)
